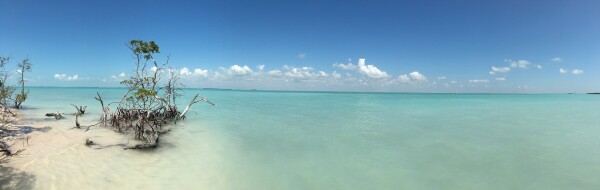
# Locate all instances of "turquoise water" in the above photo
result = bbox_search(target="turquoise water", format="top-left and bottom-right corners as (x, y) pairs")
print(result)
(14, 88), (600, 189)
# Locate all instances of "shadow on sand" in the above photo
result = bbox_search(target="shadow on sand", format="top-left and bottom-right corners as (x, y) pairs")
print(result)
(0, 159), (36, 189)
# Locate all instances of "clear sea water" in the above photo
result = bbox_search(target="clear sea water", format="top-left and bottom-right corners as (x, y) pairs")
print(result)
(8, 87), (600, 189)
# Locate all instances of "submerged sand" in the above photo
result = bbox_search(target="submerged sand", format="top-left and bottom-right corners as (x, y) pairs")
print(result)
(2, 113), (127, 189)
(1, 108), (227, 190)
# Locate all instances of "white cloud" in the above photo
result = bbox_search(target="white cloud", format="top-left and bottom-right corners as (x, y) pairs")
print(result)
(151, 66), (158, 72)
(490, 66), (511, 75)
(54, 74), (79, 81)
(318, 71), (329, 77)
(332, 71), (341, 79)
(508, 60), (531, 68)
(180, 67), (192, 76)
(395, 75), (411, 83)
(267, 70), (283, 77)
(193, 68), (208, 77)
(332, 62), (357, 71)
(560, 68), (568, 74)
(394, 71), (427, 84)
(283, 66), (316, 79)
(119, 72), (126, 77)
(357, 58), (389, 79)
(496, 77), (506, 81)
(409, 71), (427, 81)
(468, 79), (489, 83)
(437, 76), (446, 80)
(450, 80), (458, 84)
(298, 53), (306, 59)
(230, 65), (253, 75)
(572, 69), (583, 75)
(551, 57), (563, 62)
(257, 64), (265, 71)
(535, 65), (542, 69)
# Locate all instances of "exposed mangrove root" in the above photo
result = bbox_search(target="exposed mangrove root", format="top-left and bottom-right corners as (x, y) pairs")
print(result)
(87, 40), (216, 150)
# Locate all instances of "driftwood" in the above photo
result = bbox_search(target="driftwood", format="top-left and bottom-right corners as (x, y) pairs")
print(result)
(124, 143), (157, 150)
(71, 104), (86, 115)
(0, 141), (24, 159)
(45, 112), (63, 120)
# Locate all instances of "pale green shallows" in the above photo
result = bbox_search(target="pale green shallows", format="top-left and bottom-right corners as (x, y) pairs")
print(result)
(20, 87), (600, 189)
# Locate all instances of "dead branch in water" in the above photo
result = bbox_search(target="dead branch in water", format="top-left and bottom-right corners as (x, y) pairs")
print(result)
(71, 104), (86, 116)
(179, 93), (216, 120)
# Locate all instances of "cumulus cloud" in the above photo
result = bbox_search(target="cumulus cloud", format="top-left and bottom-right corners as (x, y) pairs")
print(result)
(155, 57), (434, 89)
(437, 76), (446, 80)
(409, 71), (427, 81)
(357, 58), (389, 79)
(394, 71), (427, 84)
(395, 75), (411, 83)
(151, 66), (158, 72)
(54, 74), (79, 81)
(282, 66), (330, 80)
(180, 67), (192, 76)
(332, 71), (341, 79)
(193, 68), (208, 77)
(230, 65), (253, 75)
(551, 57), (563, 62)
(110, 72), (128, 81)
(572, 69), (583, 75)
(332, 62), (357, 71)
(559, 68), (568, 74)
(468, 79), (489, 83)
(496, 77), (506, 81)
(535, 65), (542, 69)
(318, 71), (329, 77)
(509, 60), (531, 68)
(490, 66), (511, 75)
(267, 70), (283, 77)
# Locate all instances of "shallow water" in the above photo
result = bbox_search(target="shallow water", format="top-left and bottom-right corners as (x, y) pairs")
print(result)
(7, 88), (600, 189)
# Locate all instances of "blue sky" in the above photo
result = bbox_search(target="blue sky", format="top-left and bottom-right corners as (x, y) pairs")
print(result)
(1, 0), (599, 93)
